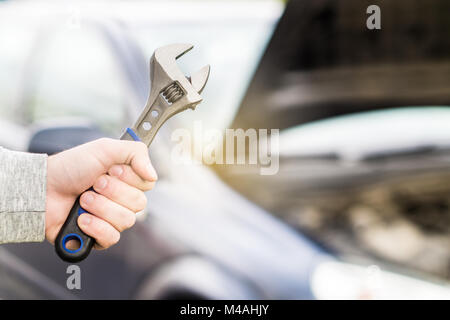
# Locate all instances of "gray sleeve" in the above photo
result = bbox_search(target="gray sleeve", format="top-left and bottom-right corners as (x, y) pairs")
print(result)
(0, 147), (47, 244)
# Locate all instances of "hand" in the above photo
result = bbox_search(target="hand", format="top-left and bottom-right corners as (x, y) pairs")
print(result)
(45, 138), (157, 250)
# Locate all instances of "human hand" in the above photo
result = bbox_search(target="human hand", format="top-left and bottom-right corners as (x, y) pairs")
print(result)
(45, 138), (157, 250)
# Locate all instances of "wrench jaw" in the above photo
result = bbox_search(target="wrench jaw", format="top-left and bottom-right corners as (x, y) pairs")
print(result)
(189, 64), (211, 96)
(131, 43), (210, 146)
(154, 43), (194, 64)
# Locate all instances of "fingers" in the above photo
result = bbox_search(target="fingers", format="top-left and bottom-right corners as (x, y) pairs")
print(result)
(78, 213), (120, 250)
(78, 188), (140, 250)
(80, 191), (136, 232)
(108, 164), (155, 191)
(66, 138), (158, 251)
(94, 138), (158, 182)
(92, 174), (147, 212)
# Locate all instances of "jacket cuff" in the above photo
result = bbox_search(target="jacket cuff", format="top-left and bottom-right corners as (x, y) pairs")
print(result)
(0, 148), (47, 243)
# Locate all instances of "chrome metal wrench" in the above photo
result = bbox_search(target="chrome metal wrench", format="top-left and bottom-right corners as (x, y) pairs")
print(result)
(55, 43), (210, 262)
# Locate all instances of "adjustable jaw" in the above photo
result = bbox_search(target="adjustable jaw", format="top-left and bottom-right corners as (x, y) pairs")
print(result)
(129, 43), (210, 146)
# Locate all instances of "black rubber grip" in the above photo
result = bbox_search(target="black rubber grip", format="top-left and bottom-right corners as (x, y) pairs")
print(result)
(54, 195), (95, 263)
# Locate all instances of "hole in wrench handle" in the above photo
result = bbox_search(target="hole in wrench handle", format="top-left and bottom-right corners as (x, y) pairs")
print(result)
(55, 195), (95, 263)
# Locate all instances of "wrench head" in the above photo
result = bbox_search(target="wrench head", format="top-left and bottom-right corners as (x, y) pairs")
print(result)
(148, 43), (209, 110)
(131, 43), (210, 146)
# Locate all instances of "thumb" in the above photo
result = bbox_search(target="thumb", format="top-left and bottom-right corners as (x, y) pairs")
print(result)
(93, 138), (157, 182)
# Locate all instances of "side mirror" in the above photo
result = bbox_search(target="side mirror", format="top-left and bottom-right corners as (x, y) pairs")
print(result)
(28, 125), (105, 155)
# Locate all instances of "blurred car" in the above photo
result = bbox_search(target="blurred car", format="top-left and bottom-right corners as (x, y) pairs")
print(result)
(217, 0), (450, 296)
(0, 0), (323, 300)
(1, 0), (450, 300)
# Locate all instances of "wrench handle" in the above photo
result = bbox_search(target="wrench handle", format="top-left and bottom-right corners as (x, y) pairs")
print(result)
(55, 128), (140, 263)
(55, 195), (95, 263)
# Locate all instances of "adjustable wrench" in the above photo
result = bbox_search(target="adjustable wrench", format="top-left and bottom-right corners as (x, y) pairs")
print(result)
(55, 43), (210, 262)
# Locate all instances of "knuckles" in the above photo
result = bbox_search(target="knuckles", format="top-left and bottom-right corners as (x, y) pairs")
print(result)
(137, 141), (148, 153)
(91, 174), (148, 212)
(104, 231), (120, 248)
(93, 174), (111, 193)
(134, 192), (148, 212)
(80, 191), (96, 208)
(142, 181), (156, 192)
(94, 221), (120, 248)
(111, 232), (121, 246)
(121, 212), (136, 231)
(94, 137), (115, 150)
(98, 137), (115, 145)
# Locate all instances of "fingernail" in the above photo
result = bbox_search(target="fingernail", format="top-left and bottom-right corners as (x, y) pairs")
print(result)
(95, 176), (108, 190)
(82, 192), (94, 204)
(109, 165), (123, 177)
(80, 214), (92, 226)
(147, 163), (158, 181)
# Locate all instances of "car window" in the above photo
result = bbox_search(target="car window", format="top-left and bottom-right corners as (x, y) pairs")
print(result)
(22, 27), (130, 135)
